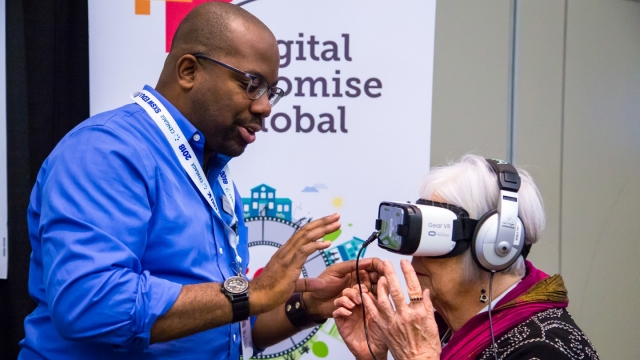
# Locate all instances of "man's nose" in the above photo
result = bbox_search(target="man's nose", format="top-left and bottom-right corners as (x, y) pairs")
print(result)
(250, 93), (272, 119)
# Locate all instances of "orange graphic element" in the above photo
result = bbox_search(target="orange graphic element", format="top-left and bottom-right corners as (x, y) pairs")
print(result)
(135, 0), (194, 16)
(135, 0), (151, 15)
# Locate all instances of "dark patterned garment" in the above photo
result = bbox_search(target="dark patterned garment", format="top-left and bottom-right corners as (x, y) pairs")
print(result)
(477, 308), (599, 360)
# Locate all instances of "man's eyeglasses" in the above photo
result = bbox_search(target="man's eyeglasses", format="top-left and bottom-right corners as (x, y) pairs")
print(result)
(193, 54), (285, 107)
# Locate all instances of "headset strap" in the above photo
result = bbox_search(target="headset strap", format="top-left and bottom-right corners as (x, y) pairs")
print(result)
(521, 244), (532, 259)
(452, 217), (478, 242)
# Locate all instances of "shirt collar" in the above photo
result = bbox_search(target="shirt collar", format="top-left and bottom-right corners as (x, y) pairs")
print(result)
(208, 153), (233, 178)
(142, 85), (233, 175)
(142, 85), (199, 142)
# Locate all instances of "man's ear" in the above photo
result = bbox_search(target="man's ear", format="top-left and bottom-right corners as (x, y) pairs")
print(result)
(175, 54), (198, 90)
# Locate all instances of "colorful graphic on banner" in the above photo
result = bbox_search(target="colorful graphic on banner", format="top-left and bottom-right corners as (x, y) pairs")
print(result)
(243, 183), (367, 359)
(89, 0), (436, 357)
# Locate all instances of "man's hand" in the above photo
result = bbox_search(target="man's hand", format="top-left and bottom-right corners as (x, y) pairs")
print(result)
(248, 213), (340, 315)
(302, 257), (382, 320)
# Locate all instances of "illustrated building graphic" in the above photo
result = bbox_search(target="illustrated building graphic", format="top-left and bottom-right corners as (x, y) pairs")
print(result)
(242, 184), (292, 221)
(323, 237), (366, 265)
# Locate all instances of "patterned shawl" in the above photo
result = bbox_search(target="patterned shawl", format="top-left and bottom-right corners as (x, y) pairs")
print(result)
(439, 261), (569, 360)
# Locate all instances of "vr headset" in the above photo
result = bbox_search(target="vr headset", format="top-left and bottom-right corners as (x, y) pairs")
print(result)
(375, 159), (530, 272)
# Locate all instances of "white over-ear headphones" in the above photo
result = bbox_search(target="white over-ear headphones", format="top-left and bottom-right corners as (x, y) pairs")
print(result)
(470, 159), (526, 272)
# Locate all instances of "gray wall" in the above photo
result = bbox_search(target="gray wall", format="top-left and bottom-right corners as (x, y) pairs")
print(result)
(431, 1), (640, 358)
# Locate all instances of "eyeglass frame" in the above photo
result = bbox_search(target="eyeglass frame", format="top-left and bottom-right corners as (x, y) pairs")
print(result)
(192, 53), (285, 106)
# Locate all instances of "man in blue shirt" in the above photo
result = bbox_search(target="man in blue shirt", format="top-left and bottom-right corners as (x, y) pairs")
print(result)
(19, 3), (379, 359)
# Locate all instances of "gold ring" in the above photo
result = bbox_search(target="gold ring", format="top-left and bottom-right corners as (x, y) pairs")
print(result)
(410, 296), (423, 304)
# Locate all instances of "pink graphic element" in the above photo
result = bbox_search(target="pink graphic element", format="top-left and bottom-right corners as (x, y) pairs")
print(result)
(253, 267), (264, 278)
(165, 0), (233, 52)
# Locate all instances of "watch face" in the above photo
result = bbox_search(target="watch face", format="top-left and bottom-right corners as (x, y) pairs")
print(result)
(224, 276), (249, 294)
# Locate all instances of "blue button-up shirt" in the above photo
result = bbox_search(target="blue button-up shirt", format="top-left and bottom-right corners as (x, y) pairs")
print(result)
(20, 86), (252, 359)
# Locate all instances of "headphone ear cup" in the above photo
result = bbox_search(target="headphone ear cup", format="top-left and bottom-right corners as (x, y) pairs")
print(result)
(471, 209), (497, 272)
(471, 210), (524, 272)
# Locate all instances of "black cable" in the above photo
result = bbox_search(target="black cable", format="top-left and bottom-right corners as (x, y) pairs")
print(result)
(488, 271), (498, 360)
(355, 231), (380, 360)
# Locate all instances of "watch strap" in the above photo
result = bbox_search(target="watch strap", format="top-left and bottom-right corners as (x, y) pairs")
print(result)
(230, 292), (250, 323)
(285, 292), (327, 330)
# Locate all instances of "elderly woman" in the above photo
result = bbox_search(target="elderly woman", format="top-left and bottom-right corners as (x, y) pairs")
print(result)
(334, 155), (599, 360)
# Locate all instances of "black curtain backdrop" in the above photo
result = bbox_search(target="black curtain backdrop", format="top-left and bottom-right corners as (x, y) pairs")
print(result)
(1, 1), (89, 358)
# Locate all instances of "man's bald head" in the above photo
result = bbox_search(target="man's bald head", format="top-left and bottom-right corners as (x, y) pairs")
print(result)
(154, 2), (280, 159)
(169, 2), (273, 59)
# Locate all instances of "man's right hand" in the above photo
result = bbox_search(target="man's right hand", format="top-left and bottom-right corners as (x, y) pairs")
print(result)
(248, 213), (340, 314)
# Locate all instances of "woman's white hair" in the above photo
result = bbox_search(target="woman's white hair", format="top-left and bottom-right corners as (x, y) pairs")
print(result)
(419, 154), (545, 281)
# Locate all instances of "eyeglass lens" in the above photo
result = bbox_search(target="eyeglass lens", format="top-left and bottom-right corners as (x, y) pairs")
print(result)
(247, 77), (283, 106)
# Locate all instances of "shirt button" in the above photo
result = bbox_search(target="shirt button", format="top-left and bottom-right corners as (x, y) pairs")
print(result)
(233, 334), (237, 342)
(219, 247), (224, 254)
(193, 133), (201, 141)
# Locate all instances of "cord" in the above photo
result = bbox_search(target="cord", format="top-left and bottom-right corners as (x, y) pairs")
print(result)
(488, 271), (498, 360)
(355, 231), (380, 360)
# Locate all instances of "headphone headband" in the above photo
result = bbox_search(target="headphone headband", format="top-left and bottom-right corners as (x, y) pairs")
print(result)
(470, 159), (526, 272)
(486, 158), (521, 192)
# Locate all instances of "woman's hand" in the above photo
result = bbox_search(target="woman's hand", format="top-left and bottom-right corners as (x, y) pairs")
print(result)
(333, 281), (388, 360)
(304, 258), (381, 319)
(363, 259), (441, 360)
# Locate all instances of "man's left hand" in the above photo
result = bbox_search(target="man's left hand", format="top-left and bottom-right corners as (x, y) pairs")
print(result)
(301, 257), (381, 319)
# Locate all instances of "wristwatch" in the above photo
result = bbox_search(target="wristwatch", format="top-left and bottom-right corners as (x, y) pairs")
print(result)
(221, 275), (250, 323)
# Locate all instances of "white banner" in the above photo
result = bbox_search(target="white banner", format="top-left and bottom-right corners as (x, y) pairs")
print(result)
(0, 0), (8, 280)
(89, 0), (436, 358)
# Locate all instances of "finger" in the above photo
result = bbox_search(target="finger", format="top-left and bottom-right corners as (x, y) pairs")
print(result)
(332, 307), (353, 318)
(334, 295), (357, 310)
(356, 269), (372, 292)
(347, 257), (382, 272)
(363, 271), (379, 296)
(380, 260), (408, 312)
(351, 284), (370, 301)
(294, 277), (325, 293)
(287, 240), (331, 267)
(323, 259), (359, 278)
(369, 271), (380, 284)
(278, 215), (340, 260)
(422, 288), (435, 313)
(277, 215), (340, 265)
(288, 226), (340, 254)
(294, 214), (341, 243)
(360, 291), (383, 324)
(400, 259), (422, 299)
(350, 284), (368, 293)
(303, 213), (340, 230)
(372, 257), (386, 274)
(421, 289), (441, 339)
(373, 276), (395, 319)
(341, 287), (363, 304)
(294, 241), (332, 263)
(368, 289), (382, 308)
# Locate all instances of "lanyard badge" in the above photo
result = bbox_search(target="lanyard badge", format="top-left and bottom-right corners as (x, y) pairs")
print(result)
(132, 90), (243, 275)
